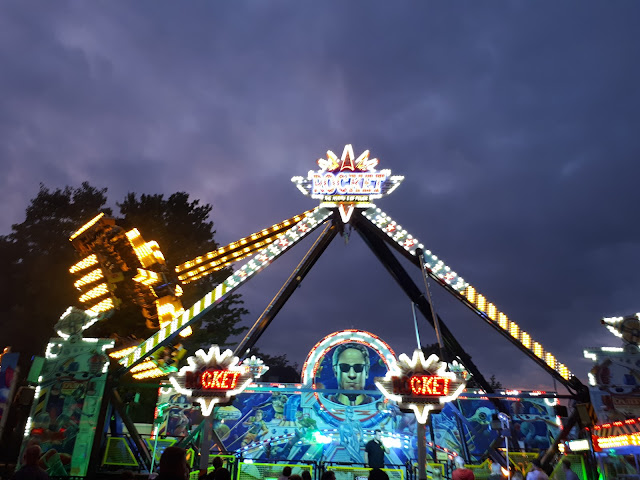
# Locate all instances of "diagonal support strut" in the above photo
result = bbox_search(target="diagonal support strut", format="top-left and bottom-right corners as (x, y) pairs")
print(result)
(353, 212), (495, 393)
(354, 212), (512, 469)
(234, 220), (339, 357)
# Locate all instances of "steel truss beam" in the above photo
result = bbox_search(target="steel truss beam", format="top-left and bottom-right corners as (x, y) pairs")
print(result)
(355, 209), (590, 471)
(180, 219), (338, 454)
(234, 220), (339, 356)
(353, 212), (495, 393)
(117, 207), (332, 373)
(360, 208), (587, 396)
(353, 212), (513, 468)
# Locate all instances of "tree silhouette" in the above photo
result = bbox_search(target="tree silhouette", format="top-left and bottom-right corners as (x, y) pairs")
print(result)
(0, 184), (248, 365)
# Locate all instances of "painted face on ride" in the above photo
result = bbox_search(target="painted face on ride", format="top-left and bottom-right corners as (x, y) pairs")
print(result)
(336, 348), (368, 390)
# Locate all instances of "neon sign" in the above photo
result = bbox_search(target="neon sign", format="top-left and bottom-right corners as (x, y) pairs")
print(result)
(375, 350), (465, 423)
(169, 346), (267, 416)
(185, 370), (241, 390)
(292, 145), (404, 223)
(312, 172), (388, 197)
(391, 375), (452, 396)
(410, 376), (449, 396)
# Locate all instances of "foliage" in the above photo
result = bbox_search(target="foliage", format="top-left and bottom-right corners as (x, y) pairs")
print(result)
(90, 191), (249, 350)
(250, 348), (301, 383)
(466, 373), (503, 391)
(488, 374), (503, 390)
(419, 343), (504, 391)
(0, 183), (111, 362)
(0, 184), (248, 364)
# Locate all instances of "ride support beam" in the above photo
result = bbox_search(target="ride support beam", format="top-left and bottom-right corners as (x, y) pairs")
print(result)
(541, 408), (599, 480)
(360, 208), (585, 395)
(354, 213), (495, 393)
(234, 220), (338, 357)
(199, 417), (213, 471)
(355, 213), (511, 469)
(86, 378), (115, 479)
(541, 408), (578, 467)
(177, 421), (203, 449)
(117, 207), (332, 374)
(112, 387), (153, 469)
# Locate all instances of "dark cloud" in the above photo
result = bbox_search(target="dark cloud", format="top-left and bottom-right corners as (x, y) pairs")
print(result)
(1, 1), (639, 392)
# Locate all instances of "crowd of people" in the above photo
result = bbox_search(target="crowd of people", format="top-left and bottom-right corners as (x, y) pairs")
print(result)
(449, 455), (581, 480)
(8, 444), (581, 480)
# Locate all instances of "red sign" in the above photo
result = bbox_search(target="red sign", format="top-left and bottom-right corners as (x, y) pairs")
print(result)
(392, 375), (451, 396)
(410, 375), (450, 396)
(186, 370), (241, 391)
(200, 370), (240, 390)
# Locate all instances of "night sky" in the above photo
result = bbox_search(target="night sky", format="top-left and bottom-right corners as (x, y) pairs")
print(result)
(2, 2), (639, 391)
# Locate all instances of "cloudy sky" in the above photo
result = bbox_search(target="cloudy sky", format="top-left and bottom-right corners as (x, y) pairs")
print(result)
(2, 2), (639, 391)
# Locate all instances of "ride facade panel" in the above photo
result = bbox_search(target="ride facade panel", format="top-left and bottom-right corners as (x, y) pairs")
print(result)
(18, 310), (113, 476)
(16, 144), (587, 477)
(583, 314), (640, 476)
(155, 330), (561, 465)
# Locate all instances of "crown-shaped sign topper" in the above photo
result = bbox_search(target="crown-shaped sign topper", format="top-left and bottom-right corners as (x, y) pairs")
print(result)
(375, 350), (466, 424)
(292, 145), (404, 223)
(602, 313), (640, 346)
(169, 346), (266, 416)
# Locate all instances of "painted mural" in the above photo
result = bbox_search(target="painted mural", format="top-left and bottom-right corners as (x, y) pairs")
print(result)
(19, 338), (112, 476)
(585, 344), (640, 422)
(156, 331), (561, 464)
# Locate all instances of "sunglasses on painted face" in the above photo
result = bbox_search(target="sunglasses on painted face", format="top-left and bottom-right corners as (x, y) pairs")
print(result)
(338, 363), (366, 373)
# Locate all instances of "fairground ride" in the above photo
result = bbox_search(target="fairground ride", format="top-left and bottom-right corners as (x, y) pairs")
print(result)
(30, 145), (593, 478)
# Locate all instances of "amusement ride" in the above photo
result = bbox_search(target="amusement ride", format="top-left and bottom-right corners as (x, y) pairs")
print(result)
(15, 145), (603, 480)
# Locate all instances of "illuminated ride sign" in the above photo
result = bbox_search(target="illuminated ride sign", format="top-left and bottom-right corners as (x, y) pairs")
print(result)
(292, 145), (404, 223)
(397, 375), (451, 396)
(186, 369), (241, 390)
(375, 350), (466, 423)
(169, 346), (267, 416)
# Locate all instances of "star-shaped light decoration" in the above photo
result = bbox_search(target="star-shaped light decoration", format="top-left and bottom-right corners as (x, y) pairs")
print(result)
(242, 355), (270, 379)
(375, 350), (466, 424)
(55, 306), (109, 340)
(169, 346), (264, 416)
(291, 145), (404, 223)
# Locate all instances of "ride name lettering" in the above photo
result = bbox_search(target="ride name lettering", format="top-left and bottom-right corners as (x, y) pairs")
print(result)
(312, 172), (387, 196)
(392, 375), (451, 397)
(186, 370), (241, 390)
